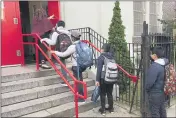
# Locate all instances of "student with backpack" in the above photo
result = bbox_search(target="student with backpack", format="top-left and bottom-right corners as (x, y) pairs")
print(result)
(146, 46), (168, 118)
(96, 43), (118, 115)
(50, 30), (93, 103)
(41, 21), (72, 86)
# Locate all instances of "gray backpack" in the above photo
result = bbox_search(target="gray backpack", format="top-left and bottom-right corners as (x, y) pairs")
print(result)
(102, 56), (118, 84)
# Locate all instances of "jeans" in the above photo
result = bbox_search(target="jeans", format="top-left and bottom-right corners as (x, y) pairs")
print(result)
(148, 92), (167, 118)
(72, 66), (86, 101)
(100, 79), (114, 109)
(60, 58), (67, 80)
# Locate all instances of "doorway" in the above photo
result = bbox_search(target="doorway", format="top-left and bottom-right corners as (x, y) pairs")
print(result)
(19, 1), (49, 64)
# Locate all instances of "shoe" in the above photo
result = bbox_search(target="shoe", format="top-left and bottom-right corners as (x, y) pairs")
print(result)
(78, 99), (86, 103)
(99, 108), (106, 116)
(74, 99), (86, 104)
(105, 107), (114, 113)
(61, 82), (68, 86)
(40, 61), (51, 69)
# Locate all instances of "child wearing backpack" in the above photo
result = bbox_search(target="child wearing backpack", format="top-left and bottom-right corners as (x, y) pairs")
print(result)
(50, 30), (93, 103)
(96, 43), (118, 115)
(41, 21), (72, 86)
(146, 46), (169, 117)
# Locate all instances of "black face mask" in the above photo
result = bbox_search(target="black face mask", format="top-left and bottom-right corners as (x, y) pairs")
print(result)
(150, 56), (154, 62)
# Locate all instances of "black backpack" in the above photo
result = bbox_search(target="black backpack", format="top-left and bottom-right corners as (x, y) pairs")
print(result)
(54, 29), (72, 59)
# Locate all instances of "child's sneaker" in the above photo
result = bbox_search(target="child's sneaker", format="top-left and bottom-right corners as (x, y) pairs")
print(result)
(105, 107), (114, 113)
(99, 108), (106, 116)
(61, 82), (68, 86)
(40, 61), (51, 69)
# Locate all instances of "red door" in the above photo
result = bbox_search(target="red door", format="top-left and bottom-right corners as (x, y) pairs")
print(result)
(48, 1), (61, 25)
(1, 2), (23, 66)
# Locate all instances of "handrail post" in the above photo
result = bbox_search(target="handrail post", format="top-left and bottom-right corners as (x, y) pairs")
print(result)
(35, 36), (39, 71)
(21, 41), (25, 66)
(74, 81), (79, 118)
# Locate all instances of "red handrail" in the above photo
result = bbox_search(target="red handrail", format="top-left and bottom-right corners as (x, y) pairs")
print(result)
(82, 40), (139, 83)
(22, 34), (87, 118)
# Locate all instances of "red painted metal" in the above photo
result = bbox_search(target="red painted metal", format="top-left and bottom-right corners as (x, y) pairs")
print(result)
(48, 1), (60, 25)
(74, 81), (79, 118)
(1, 1), (62, 66)
(22, 33), (138, 118)
(22, 33), (87, 118)
(35, 36), (39, 71)
(1, 2), (23, 66)
(82, 40), (139, 83)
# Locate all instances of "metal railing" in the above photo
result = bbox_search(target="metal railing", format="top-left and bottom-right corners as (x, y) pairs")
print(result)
(22, 33), (87, 118)
(69, 27), (142, 111)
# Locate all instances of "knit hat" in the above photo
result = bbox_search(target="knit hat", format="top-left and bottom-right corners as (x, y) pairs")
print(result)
(71, 30), (81, 38)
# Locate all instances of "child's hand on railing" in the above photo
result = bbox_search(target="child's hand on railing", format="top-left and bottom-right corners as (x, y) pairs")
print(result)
(95, 81), (100, 86)
(40, 39), (45, 43)
(50, 50), (55, 54)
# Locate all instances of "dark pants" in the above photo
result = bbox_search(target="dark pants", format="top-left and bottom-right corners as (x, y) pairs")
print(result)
(148, 92), (167, 118)
(38, 31), (51, 63)
(60, 58), (67, 80)
(100, 79), (114, 109)
(72, 66), (86, 101)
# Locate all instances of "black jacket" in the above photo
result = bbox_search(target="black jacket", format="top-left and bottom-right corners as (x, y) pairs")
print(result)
(145, 58), (169, 93)
(96, 52), (114, 82)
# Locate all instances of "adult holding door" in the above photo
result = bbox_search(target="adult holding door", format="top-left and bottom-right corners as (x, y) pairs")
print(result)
(32, 7), (54, 69)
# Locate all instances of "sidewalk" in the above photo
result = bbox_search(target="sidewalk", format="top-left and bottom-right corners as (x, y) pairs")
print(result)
(78, 102), (176, 117)
(167, 105), (176, 117)
(78, 103), (140, 117)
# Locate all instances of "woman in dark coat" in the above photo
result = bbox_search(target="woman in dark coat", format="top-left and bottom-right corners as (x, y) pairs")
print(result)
(32, 8), (54, 69)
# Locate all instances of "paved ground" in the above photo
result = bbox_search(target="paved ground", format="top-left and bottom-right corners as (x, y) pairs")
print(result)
(167, 105), (176, 117)
(79, 102), (176, 117)
(79, 103), (140, 117)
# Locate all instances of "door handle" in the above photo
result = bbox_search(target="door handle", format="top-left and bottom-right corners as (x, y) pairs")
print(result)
(13, 18), (18, 24)
(16, 50), (21, 56)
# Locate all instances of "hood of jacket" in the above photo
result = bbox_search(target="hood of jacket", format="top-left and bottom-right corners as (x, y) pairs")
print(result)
(101, 52), (114, 59)
(154, 58), (169, 66)
(56, 26), (71, 36)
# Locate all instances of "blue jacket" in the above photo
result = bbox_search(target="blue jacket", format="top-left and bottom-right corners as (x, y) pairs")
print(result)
(96, 52), (114, 82)
(145, 58), (169, 93)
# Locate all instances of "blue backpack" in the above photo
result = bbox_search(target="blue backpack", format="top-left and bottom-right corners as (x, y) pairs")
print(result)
(75, 41), (93, 69)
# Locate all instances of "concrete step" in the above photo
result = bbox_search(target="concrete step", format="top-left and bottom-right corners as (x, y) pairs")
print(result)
(22, 97), (100, 117)
(2, 70), (88, 93)
(2, 86), (95, 117)
(2, 64), (72, 83)
(2, 75), (63, 93)
(2, 78), (95, 106)
(2, 69), (56, 83)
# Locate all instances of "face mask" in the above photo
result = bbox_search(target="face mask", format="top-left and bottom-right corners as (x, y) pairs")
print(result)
(150, 56), (154, 62)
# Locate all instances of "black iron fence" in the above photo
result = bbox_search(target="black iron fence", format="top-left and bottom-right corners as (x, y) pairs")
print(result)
(141, 21), (176, 117)
(70, 26), (175, 115)
(69, 27), (142, 111)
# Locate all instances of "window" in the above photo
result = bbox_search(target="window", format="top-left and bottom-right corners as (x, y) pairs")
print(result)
(133, 1), (146, 43)
(149, 1), (158, 33)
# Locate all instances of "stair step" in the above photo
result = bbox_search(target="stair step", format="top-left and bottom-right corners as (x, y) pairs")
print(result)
(2, 78), (95, 106)
(2, 75), (62, 93)
(2, 71), (88, 94)
(46, 97), (100, 117)
(2, 64), (72, 83)
(2, 67), (88, 93)
(22, 110), (50, 117)
(2, 86), (95, 117)
(22, 97), (99, 117)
